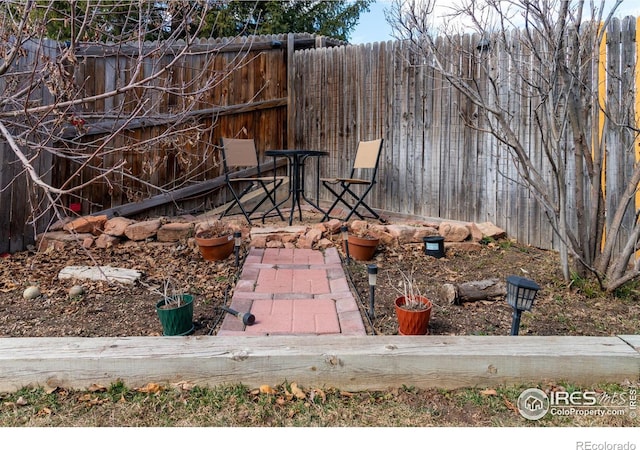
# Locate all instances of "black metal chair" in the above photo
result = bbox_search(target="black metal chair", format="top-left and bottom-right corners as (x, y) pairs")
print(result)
(321, 138), (384, 222)
(219, 138), (285, 224)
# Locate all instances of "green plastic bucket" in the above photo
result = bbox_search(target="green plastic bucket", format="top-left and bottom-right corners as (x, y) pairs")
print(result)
(156, 294), (194, 336)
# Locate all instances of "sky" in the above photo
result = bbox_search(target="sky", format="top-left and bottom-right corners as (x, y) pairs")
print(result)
(350, 0), (640, 45)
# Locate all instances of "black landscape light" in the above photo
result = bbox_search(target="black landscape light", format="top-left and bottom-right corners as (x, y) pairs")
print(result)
(234, 231), (242, 268)
(506, 275), (540, 336)
(341, 225), (350, 264)
(367, 264), (378, 321)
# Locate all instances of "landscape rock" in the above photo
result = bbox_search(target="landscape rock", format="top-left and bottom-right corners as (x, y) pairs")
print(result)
(250, 235), (268, 248)
(324, 219), (342, 234)
(466, 222), (484, 242)
(103, 217), (135, 237)
(349, 220), (369, 236)
(438, 221), (470, 242)
(23, 286), (41, 300)
(58, 266), (143, 284)
(95, 234), (120, 249)
(63, 215), (108, 235)
(266, 240), (284, 248)
(280, 233), (298, 244)
(304, 227), (323, 244)
(49, 217), (73, 231)
(375, 229), (396, 246)
(157, 222), (193, 242)
(296, 237), (314, 249)
(385, 224), (422, 244)
(37, 231), (94, 251)
(82, 237), (94, 248)
(412, 226), (439, 242)
(316, 238), (333, 249)
(68, 285), (85, 297)
(124, 219), (161, 241)
(476, 222), (506, 239)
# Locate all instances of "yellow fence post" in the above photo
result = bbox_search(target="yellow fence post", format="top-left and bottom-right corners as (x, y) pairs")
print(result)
(598, 22), (607, 252)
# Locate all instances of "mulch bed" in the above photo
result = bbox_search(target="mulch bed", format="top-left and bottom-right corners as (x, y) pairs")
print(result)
(1, 211), (639, 338)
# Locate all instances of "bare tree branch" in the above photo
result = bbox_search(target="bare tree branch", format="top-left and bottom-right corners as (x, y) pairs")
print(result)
(387, 0), (640, 290)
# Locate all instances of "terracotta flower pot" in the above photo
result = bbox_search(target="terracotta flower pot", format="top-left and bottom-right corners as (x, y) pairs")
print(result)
(345, 235), (380, 261)
(394, 295), (432, 335)
(195, 232), (234, 261)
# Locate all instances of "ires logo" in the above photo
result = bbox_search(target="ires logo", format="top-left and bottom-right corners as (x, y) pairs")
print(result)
(517, 388), (550, 420)
(550, 391), (627, 407)
(517, 388), (630, 420)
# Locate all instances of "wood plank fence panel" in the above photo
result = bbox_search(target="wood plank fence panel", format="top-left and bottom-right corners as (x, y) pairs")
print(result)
(451, 34), (466, 221)
(0, 39), (55, 253)
(388, 42), (402, 214)
(0, 140), (11, 254)
(293, 22), (640, 252)
(606, 18), (624, 255)
(398, 40), (411, 215)
(618, 17), (637, 249)
(426, 42), (442, 219)
(459, 33), (476, 221)
(379, 43), (394, 213)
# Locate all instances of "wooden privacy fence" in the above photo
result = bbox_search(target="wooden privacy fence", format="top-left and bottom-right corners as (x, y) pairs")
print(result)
(293, 17), (640, 251)
(2, 20), (640, 253)
(0, 34), (339, 254)
(294, 38), (552, 247)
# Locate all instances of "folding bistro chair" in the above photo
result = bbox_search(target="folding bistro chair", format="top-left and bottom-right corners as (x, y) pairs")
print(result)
(219, 138), (285, 225)
(321, 138), (384, 222)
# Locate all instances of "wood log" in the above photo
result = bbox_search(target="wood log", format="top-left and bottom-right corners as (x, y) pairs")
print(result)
(441, 278), (506, 305)
(58, 266), (142, 285)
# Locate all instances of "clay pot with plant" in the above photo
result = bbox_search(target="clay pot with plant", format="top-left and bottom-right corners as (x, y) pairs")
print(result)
(392, 269), (433, 335)
(345, 227), (380, 261)
(194, 220), (234, 261)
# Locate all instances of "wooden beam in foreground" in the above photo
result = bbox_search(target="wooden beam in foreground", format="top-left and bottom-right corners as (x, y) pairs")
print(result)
(0, 336), (638, 392)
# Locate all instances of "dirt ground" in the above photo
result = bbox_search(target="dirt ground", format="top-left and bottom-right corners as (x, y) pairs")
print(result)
(1, 211), (639, 338)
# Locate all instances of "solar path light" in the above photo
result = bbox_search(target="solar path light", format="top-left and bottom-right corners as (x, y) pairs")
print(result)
(234, 231), (242, 268)
(341, 225), (350, 264)
(506, 275), (540, 336)
(367, 264), (378, 321)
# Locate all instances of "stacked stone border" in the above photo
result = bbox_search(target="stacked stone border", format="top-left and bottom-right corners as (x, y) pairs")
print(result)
(37, 214), (506, 254)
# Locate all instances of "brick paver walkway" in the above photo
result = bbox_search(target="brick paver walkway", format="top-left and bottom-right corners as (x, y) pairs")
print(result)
(217, 247), (366, 336)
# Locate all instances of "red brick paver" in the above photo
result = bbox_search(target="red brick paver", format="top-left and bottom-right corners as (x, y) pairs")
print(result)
(217, 247), (366, 336)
